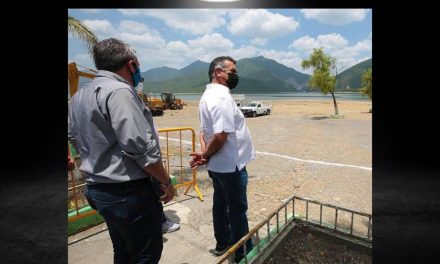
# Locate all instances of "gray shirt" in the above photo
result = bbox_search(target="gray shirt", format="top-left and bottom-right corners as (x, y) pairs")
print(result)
(69, 70), (161, 183)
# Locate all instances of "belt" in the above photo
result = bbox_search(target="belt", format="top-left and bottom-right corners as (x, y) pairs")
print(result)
(88, 177), (152, 190)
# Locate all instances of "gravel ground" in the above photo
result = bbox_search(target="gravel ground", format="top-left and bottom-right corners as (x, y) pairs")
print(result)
(153, 99), (372, 222)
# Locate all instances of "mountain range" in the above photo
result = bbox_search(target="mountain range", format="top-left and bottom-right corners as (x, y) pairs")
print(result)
(141, 56), (372, 94)
(336, 58), (372, 90)
(77, 56), (372, 93)
(141, 56), (310, 94)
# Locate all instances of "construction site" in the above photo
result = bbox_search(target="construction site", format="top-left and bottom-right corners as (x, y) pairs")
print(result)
(68, 62), (372, 263)
(68, 62), (187, 117)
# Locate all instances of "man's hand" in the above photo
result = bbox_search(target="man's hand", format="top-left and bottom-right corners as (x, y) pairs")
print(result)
(68, 155), (75, 171)
(160, 184), (175, 204)
(189, 152), (209, 169)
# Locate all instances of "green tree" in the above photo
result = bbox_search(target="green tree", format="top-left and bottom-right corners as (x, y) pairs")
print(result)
(361, 68), (372, 100)
(301, 48), (339, 115)
(68, 16), (98, 54)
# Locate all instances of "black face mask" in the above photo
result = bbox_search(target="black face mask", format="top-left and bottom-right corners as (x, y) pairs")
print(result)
(227, 72), (239, 89)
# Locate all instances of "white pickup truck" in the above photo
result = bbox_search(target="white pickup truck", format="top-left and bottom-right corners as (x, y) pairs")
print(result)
(240, 101), (272, 117)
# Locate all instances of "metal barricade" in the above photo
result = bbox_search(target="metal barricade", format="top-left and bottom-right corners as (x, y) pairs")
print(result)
(217, 195), (372, 264)
(67, 126), (203, 227)
(158, 127), (203, 201)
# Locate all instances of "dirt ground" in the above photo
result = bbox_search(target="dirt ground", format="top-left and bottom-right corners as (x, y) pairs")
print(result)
(68, 98), (372, 263)
(153, 99), (372, 231)
(265, 223), (372, 264)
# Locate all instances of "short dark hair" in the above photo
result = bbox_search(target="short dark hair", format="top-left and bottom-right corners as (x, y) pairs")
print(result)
(208, 56), (236, 82)
(92, 38), (138, 72)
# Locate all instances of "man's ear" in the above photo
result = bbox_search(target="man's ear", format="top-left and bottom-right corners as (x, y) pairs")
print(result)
(215, 68), (222, 78)
(127, 60), (136, 74)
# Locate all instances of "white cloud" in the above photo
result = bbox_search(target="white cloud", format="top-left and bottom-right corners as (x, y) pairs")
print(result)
(331, 38), (371, 64)
(117, 9), (144, 16)
(119, 32), (166, 50)
(166, 41), (190, 54)
(72, 12), (370, 74)
(118, 9), (227, 35)
(316, 33), (349, 51)
(301, 9), (369, 25)
(119, 20), (155, 35)
(290, 33), (372, 72)
(250, 38), (268, 46)
(73, 54), (94, 69)
(81, 19), (167, 61)
(116, 21), (165, 51)
(259, 49), (305, 72)
(228, 9), (299, 38)
(77, 9), (101, 14)
(185, 33), (235, 62)
(289, 35), (320, 52)
(79, 19), (172, 70)
(230, 45), (261, 60)
(125, 32), (234, 70)
(188, 33), (234, 50)
(290, 33), (348, 54)
(83, 19), (118, 39)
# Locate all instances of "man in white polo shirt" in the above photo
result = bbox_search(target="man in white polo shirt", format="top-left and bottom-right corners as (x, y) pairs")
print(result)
(190, 56), (255, 263)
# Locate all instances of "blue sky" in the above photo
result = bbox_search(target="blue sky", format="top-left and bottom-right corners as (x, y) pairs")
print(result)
(68, 9), (372, 74)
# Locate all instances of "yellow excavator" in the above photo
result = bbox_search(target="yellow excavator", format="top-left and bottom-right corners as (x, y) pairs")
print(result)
(160, 92), (186, 110)
(137, 92), (164, 116)
(68, 62), (164, 116)
(68, 62), (97, 97)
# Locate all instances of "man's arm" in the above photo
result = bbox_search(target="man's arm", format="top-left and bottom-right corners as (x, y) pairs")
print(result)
(144, 159), (175, 204)
(190, 131), (228, 169)
(191, 96), (235, 169)
(200, 131), (207, 152)
(143, 159), (170, 185)
(201, 132), (228, 160)
(106, 88), (174, 202)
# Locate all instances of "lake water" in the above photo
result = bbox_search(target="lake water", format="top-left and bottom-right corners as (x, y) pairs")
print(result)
(171, 92), (370, 102)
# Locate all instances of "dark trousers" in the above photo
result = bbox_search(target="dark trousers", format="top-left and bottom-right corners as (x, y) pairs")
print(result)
(86, 179), (163, 264)
(208, 166), (253, 260)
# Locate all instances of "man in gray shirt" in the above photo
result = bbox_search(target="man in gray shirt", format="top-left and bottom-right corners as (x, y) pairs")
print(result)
(69, 38), (174, 264)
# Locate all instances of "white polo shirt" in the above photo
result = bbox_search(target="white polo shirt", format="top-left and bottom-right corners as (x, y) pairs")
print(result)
(199, 83), (255, 173)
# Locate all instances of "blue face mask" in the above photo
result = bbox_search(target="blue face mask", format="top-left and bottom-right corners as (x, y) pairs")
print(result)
(132, 65), (142, 87)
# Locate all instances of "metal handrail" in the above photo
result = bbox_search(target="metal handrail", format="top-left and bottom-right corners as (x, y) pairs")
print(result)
(217, 195), (372, 264)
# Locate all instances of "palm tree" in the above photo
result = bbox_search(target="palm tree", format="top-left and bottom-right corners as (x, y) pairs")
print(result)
(68, 16), (98, 54)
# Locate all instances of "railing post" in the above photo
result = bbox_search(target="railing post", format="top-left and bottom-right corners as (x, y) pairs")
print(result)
(256, 230), (260, 253)
(306, 201), (309, 221)
(266, 221), (271, 242)
(292, 198), (295, 218)
(350, 212), (354, 235)
(319, 204), (323, 225)
(368, 216), (372, 239)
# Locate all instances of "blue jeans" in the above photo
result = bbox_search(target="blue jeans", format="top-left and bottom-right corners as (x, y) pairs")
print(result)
(86, 179), (163, 264)
(208, 166), (253, 260)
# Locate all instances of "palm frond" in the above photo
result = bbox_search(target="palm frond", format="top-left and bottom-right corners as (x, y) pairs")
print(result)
(68, 16), (98, 54)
